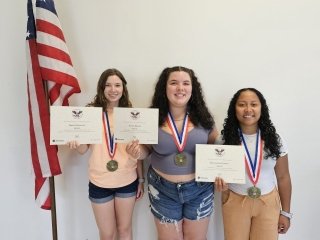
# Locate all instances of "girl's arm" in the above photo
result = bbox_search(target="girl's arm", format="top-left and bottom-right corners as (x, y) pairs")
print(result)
(275, 154), (292, 234)
(136, 159), (144, 200)
(207, 127), (219, 144)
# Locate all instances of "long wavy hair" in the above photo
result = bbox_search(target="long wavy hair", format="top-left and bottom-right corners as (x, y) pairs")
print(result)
(88, 68), (132, 109)
(150, 66), (214, 129)
(221, 88), (281, 159)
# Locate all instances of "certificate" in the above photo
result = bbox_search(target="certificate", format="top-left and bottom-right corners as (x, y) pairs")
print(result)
(50, 106), (103, 145)
(195, 144), (245, 184)
(113, 107), (158, 144)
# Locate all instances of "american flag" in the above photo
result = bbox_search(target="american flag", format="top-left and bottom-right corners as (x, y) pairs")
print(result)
(26, 0), (81, 209)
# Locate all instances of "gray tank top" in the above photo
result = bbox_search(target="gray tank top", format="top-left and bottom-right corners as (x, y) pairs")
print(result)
(150, 126), (211, 175)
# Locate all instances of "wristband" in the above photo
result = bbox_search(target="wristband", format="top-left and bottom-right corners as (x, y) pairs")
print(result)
(138, 178), (145, 183)
(280, 210), (293, 219)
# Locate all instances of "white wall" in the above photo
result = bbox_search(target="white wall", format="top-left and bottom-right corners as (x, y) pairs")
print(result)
(1, 0), (320, 239)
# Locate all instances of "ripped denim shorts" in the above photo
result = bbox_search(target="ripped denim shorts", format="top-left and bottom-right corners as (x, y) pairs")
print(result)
(147, 166), (214, 222)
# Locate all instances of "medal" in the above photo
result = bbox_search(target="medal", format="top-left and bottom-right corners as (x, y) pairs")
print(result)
(247, 186), (261, 199)
(106, 160), (118, 172)
(174, 152), (187, 166)
(167, 112), (189, 167)
(239, 129), (263, 198)
(103, 112), (118, 172)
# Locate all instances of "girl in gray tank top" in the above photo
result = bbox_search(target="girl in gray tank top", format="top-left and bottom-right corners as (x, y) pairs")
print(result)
(141, 66), (219, 240)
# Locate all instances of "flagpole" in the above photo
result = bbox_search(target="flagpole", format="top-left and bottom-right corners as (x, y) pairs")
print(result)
(44, 82), (58, 240)
(49, 177), (58, 240)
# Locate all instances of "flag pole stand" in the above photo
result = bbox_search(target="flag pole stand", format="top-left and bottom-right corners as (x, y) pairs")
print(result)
(49, 177), (58, 240)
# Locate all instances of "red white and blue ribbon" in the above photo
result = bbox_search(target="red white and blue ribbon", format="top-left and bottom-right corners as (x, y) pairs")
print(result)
(166, 112), (189, 152)
(239, 129), (263, 185)
(103, 112), (117, 159)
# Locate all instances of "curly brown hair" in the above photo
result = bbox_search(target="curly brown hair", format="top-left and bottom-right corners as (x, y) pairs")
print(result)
(150, 66), (214, 129)
(221, 88), (281, 159)
(88, 68), (132, 109)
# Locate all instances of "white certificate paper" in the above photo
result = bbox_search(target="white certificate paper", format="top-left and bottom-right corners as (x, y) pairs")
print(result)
(195, 144), (245, 184)
(114, 107), (159, 144)
(50, 106), (103, 145)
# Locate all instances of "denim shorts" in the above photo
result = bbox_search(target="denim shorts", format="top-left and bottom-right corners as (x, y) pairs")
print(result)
(147, 167), (214, 222)
(89, 179), (138, 204)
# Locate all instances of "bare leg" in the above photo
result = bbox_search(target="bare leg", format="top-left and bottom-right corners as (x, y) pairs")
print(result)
(183, 217), (210, 240)
(114, 196), (136, 240)
(91, 200), (116, 240)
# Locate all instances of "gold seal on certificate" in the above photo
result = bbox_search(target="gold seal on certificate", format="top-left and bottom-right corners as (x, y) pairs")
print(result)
(174, 153), (187, 166)
(106, 160), (118, 172)
(247, 186), (261, 199)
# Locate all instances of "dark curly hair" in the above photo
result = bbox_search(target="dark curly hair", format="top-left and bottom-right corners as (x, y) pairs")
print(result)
(150, 66), (214, 129)
(221, 88), (281, 159)
(88, 68), (132, 109)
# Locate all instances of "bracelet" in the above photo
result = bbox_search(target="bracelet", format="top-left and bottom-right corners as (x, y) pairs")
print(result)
(138, 178), (145, 183)
(280, 210), (293, 219)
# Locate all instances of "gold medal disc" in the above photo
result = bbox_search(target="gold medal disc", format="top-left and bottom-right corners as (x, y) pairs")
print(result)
(247, 186), (261, 199)
(174, 153), (187, 166)
(106, 160), (118, 172)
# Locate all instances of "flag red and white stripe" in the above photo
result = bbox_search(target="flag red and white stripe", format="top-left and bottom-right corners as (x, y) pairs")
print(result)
(26, 0), (81, 209)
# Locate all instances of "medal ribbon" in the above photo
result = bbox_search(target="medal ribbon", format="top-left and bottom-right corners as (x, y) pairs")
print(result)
(166, 112), (189, 152)
(239, 129), (263, 185)
(103, 112), (117, 159)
